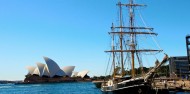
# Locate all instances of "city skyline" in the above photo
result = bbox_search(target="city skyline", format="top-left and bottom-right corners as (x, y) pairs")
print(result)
(0, 0), (189, 80)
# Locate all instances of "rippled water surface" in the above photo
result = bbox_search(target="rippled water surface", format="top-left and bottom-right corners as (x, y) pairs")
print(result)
(0, 82), (190, 94)
(0, 82), (101, 94)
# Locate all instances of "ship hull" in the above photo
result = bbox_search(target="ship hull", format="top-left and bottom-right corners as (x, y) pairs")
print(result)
(109, 85), (150, 94)
(101, 79), (170, 94)
(102, 85), (169, 94)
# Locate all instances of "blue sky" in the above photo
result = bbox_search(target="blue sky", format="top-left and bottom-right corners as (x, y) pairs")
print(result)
(0, 0), (189, 80)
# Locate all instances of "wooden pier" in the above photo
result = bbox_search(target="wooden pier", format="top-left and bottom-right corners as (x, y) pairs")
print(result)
(151, 78), (190, 92)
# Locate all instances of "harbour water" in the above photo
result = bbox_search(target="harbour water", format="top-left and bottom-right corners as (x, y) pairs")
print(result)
(0, 82), (189, 94)
(0, 82), (101, 94)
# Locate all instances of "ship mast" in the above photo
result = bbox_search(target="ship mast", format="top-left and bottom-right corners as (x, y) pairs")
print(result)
(105, 0), (162, 78)
(118, 2), (125, 77)
(129, 0), (136, 78)
(112, 23), (116, 78)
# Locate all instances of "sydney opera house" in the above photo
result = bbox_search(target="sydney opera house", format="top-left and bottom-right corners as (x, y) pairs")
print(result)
(24, 57), (90, 83)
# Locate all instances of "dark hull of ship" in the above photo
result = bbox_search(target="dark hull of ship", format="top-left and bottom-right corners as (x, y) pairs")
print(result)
(102, 85), (170, 94)
(102, 79), (170, 94)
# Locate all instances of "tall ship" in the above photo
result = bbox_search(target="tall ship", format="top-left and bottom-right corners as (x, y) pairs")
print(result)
(101, 0), (169, 94)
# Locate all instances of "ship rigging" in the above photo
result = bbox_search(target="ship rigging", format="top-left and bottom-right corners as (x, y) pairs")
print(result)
(101, 0), (168, 94)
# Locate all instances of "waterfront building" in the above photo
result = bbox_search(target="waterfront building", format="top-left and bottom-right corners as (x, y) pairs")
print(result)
(169, 56), (190, 78)
(62, 66), (75, 77)
(26, 57), (89, 78)
(169, 35), (190, 78)
(77, 70), (89, 78)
